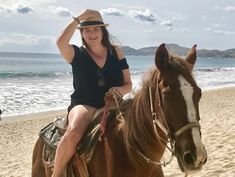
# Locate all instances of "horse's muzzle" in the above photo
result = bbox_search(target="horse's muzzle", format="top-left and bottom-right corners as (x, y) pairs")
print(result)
(177, 146), (207, 173)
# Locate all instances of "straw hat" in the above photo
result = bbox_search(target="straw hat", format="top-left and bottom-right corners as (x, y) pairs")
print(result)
(78, 9), (109, 29)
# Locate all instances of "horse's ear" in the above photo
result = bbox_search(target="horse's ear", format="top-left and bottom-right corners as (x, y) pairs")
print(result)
(185, 44), (197, 66)
(155, 43), (169, 72)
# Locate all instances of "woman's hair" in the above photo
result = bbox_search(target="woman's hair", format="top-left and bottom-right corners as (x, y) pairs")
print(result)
(81, 27), (114, 52)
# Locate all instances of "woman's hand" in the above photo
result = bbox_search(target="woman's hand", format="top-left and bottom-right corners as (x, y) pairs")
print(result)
(104, 87), (122, 103)
(75, 9), (98, 22)
(109, 87), (122, 96)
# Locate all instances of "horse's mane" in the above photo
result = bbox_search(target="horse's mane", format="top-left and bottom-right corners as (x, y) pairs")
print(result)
(121, 69), (160, 170)
(120, 54), (194, 170)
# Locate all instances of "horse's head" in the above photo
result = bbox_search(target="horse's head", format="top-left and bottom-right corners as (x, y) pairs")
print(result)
(155, 44), (207, 173)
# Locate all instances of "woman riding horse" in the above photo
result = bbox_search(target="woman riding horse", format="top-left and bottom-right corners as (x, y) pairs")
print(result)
(32, 44), (207, 177)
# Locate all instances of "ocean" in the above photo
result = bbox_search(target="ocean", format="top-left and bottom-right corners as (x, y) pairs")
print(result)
(0, 52), (235, 118)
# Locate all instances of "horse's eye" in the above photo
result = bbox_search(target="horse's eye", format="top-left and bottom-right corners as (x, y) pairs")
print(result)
(194, 87), (202, 99)
(162, 86), (171, 96)
(198, 88), (202, 98)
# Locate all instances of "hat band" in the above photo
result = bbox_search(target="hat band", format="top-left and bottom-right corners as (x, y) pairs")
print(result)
(80, 21), (105, 27)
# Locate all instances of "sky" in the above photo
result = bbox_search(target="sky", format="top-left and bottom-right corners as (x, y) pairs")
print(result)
(0, 0), (235, 53)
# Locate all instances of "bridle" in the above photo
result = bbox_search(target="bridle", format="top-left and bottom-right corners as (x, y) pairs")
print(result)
(110, 74), (201, 177)
(137, 74), (201, 176)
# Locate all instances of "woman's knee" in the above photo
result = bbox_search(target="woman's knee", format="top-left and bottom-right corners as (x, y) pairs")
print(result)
(63, 127), (82, 144)
(63, 105), (97, 144)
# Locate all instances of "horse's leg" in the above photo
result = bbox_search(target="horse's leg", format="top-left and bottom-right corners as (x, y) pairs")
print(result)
(32, 137), (47, 177)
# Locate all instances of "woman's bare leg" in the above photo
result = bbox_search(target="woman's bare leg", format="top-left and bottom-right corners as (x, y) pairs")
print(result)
(51, 105), (97, 177)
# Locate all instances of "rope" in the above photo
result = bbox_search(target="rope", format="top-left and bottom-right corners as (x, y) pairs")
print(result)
(110, 89), (125, 120)
(136, 149), (174, 168)
(100, 89), (124, 139)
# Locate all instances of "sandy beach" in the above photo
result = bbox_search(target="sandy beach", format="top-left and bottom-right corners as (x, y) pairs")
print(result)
(0, 87), (235, 177)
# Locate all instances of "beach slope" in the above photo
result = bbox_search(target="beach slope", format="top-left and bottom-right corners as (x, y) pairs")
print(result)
(0, 88), (235, 177)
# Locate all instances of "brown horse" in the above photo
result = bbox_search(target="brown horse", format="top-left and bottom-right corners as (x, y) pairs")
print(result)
(32, 43), (207, 177)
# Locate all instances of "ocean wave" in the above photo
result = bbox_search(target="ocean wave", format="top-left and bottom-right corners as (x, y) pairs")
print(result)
(131, 71), (145, 76)
(0, 71), (72, 78)
(197, 67), (235, 72)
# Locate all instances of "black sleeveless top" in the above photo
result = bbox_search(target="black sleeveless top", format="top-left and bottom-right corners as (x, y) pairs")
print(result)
(70, 45), (129, 108)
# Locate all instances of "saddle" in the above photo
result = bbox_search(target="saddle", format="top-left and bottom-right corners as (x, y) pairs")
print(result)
(39, 100), (126, 177)
(40, 107), (107, 157)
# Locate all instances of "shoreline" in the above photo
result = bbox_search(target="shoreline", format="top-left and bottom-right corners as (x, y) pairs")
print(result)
(0, 109), (67, 122)
(0, 87), (235, 176)
(1, 86), (235, 120)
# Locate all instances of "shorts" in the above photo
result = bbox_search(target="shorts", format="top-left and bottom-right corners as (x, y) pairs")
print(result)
(67, 101), (104, 114)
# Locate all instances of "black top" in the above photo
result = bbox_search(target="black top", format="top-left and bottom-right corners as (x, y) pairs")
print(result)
(70, 45), (129, 108)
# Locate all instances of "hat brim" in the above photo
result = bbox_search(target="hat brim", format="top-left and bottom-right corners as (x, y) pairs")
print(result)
(77, 20), (109, 29)
(77, 23), (109, 29)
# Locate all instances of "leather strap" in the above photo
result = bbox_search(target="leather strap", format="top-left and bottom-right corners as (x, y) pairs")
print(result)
(72, 154), (89, 177)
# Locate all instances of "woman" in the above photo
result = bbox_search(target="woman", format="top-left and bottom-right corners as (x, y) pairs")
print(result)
(52, 9), (132, 177)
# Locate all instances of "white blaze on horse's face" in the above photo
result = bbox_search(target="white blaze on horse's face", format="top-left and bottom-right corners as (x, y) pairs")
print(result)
(178, 75), (207, 167)
(178, 75), (197, 123)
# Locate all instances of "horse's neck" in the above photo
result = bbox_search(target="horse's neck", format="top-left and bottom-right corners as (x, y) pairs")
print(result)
(124, 87), (157, 149)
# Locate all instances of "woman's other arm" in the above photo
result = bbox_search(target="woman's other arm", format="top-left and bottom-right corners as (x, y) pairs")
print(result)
(113, 46), (132, 95)
(56, 19), (78, 63)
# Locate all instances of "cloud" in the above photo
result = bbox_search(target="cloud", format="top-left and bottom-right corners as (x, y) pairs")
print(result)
(205, 28), (235, 35)
(15, 4), (34, 14)
(0, 5), (12, 15)
(211, 23), (226, 28)
(0, 32), (56, 52)
(128, 9), (157, 23)
(160, 20), (173, 27)
(101, 7), (157, 24)
(0, 4), (34, 15)
(213, 6), (220, 11)
(0, 3), (72, 17)
(0, 32), (52, 45)
(102, 7), (178, 28)
(224, 6), (235, 12)
(101, 8), (125, 17)
(144, 29), (153, 33)
(32, 0), (56, 3)
(181, 28), (191, 33)
(53, 6), (73, 17)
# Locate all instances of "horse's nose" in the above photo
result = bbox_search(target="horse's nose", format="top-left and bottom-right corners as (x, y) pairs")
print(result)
(183, 151), (195, 166)
(201, 157), (207, 164)
(183, 150), (207, 166)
